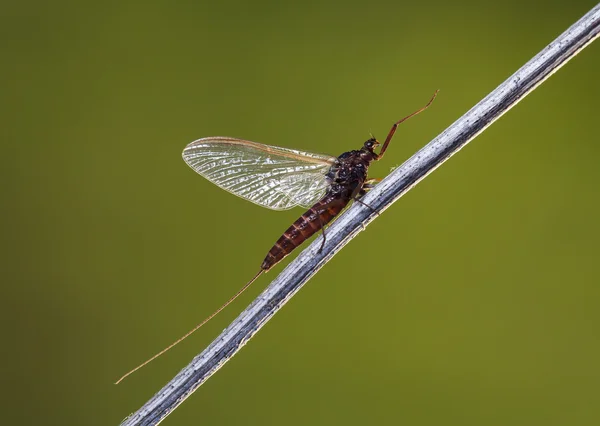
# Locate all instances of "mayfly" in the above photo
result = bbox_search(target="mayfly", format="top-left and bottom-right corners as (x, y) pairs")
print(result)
(116, 90), (438, 384)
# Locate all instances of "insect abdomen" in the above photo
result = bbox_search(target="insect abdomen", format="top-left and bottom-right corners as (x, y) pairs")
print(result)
(261, 197), (347, 271)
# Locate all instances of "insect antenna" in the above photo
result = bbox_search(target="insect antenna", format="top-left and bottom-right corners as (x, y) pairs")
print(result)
(115, 269), (265, 384)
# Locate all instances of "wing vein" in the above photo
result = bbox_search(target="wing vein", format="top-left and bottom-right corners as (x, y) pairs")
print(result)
(182, 137), (336, 210)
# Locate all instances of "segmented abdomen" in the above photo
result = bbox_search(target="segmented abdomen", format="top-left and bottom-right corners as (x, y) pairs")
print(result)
(261, 195), (349, 271)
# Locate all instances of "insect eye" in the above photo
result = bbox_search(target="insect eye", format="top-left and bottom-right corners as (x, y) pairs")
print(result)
(365, 138), (378, 149)
(356, 163), (364, 169)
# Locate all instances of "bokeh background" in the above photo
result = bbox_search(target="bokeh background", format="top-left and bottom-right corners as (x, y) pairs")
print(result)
(2, 1), (599, 425)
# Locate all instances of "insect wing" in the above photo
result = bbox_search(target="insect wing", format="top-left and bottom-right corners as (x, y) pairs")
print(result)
(182, 137), (336, 210)
(278, 173), (331, 208)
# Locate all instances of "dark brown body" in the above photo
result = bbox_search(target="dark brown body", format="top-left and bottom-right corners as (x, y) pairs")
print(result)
(261, 142), (379, 271)
(115, 93), (439, 384)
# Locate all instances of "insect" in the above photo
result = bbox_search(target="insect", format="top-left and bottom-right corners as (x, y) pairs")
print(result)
(115, 91), (438, 384)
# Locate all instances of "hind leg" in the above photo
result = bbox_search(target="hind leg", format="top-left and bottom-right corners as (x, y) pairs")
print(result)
(317, 211), (327, 253)
(315, 199), (347, 254)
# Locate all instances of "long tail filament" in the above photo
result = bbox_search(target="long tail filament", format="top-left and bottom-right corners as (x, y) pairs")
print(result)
(115, 269), (265, 384)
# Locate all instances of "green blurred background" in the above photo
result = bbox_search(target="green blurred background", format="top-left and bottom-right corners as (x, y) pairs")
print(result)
(2, 1), (599, 425)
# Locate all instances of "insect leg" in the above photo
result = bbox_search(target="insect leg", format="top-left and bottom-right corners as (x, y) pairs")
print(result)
(315, 199), (348, 254)
(353, 196), (380, 216)
(354, 178), (384, 216)
(377, 90), (439, 160)
(361, 178), (382, 193)
(317, 211), (326, 253)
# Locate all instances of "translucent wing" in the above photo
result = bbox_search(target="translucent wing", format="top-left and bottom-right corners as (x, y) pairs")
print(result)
(182, 137), (337, 210)
(278, 173), (331, 208)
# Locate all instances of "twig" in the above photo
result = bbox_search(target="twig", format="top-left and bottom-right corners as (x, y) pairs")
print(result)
(120, 5), (600, 425)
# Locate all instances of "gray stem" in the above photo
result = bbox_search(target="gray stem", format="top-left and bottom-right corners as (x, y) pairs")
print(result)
(120, 5), (600, 425)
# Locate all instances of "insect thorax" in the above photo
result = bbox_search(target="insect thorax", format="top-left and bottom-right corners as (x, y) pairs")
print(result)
(327, 149), (373, 192)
